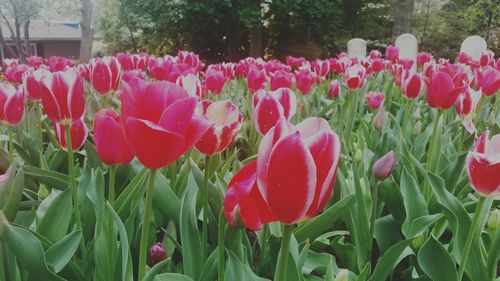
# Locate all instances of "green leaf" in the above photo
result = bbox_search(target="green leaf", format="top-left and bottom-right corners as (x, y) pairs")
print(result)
(46, 230), (82, 273)
(368, 240), (412, 281)
(115, 169), (147, 219)
(37, 189), (72, 242)
(400, 169), (428, 238)
(23, 165), (68, 190)
(155, 273), (194, 281)
(294, 194), (355, 243)
(180, 173), (202, 280)
(225, 250), (244, 281)
(0, 165), (24, 220)
(3, 224), (65, 281)
(417, 236), (457, 281)
(106, 202), (133, 281)
(404, 214), (443, 239)
(143, 257), (170, 281)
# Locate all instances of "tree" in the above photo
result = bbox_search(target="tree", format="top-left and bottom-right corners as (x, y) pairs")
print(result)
(79, 0), (94, 62)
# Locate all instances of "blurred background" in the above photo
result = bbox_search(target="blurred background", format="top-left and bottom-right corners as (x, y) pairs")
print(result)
(1, 0), (499, 62)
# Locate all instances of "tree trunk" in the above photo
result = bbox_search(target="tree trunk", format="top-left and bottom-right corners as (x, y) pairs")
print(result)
(393, 0), (414, 36)
(0, 18), (18, 59)
(23, 20), (31, 57)
(249, 26), (263, 58)
(14, 18), (26, 62)
(79, 0), (94, 62)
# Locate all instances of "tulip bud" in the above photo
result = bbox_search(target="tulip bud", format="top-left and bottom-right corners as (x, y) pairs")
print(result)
(372, 108), (386, 130)
(355, 149), (363, 162)
(411, 234), (425, 250)
(413, 121), (422, 136)
(413, 106), (421, 120)
(335, 269), (349, 281)
(372, 151), (395, 181)
(488, 209), (500, 230)
(148, 242), (167, 266)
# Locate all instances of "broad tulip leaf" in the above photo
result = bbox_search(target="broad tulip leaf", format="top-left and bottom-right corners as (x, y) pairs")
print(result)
(106, 202), (133, 281)
(155, 273), (194, 281)
(1, 165), (24, 220)
(225, 250), (244, 281)
(143, 257), (170, 281)
(23, 165), (68, 190)
(401, 169), (428, 238)
(368, 239), (412, 281)
(45, 230), (82, 273)
(152, 172), (181, 224)
(37, 189), (72, 242)
(3, 224), (65, 281)
(417, 236), (457, 281)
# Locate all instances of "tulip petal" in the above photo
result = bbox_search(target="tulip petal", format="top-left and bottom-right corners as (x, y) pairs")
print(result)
(266, 131), (316, 224)
(253, 94), (285, 135)
(158, 97), (197, 135)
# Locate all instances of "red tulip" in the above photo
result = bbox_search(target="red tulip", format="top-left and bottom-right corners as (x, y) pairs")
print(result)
(223, 161), (275, 231)
(368, 58), (387, 74)
(256, 118), (341, 224)
(425, 70), (464, 109)
(54, 118), (88, 150)
(344, 64), (366, 90)
(329, 58), (345, 74)
(205, 68), (226, 94)
(247, 65), (267, 94)
(312, 59), (330, 78)
(366, 91), (384, 110)
(385, 45), (399, 62)
(369, 50), (382, 59)
(455, 88), (481, 133)
(27, 56), (45, 69)
(90, 57), (121, 95)
(466, 131), (500, 196)
(117, 53), (148, 71)
(417, 52), (433, 67)
(40, 69), (85, 124)
(253, 88), (297, 135)
(0, 83), (24, 125)
(94, 109), (135, 165)
(48, 56), (75, 72)
(148, 242), (167, 267)
(2, 63), (29, 84)
(270, 70), (293, 91)
(295, 69), (315, 95)
(402, 73), (422, 100)
(328, 80), (341, 98)
(176, 74), (203, 99)
(177, 51), (202, 71)
(148, 57), (174, 81)
(120, 78), (209, 169)
(476, 67), (500, 96)
(23, 68), (50, 101)
(479, 51), (495, 67)
(194, 100), (243, 156)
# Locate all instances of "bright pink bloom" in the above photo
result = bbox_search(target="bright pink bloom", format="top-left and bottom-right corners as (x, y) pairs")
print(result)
(480, 51), (495, 67)
(94, 109), (135, 165)
(328, 80), (341, 98)
(247, 65), (267, 93)
(90, 57), (121, 95)
(312, 59), (330, 78)
(117, 53), (148, 71)
(466, 131), (500, 196)
(23, 68), (51, 101)
(402, 73), (422, 100)
(27, 56), (45, 69)
(148, 243), (167, 267)
(0, 83), (24, 125)
(295, 69), (315, 95)
(270, 70), (292, 91)
(417, 52), (433, 67)
(205, 68), (226, 94)
(122, 70), (145, 83)
(256, 118), (341, 224)
(368, 58), (387, 74)
(476, 67), (500, 96)
(224, 161), (276, 231)
(194, 100), (243, 156)
(253, 88), (297, 135)
(48, 56), (75, 72)
(148, 57), (174, 81)
(54, 118), (88, 150)
(385, 45), (399, 62)
(176, 74), (203, 99)
(2, 63), (29, 84)
(177, 51), (202, 71)
(369, 50), (382, 59)
(366, 91), (384, 109)
(425, 70), (465, 109)
(344, 64), (366, 90)
(457, 52), (473, 65)
(40, 69), (85, 123)
(120, 79), (209, 169)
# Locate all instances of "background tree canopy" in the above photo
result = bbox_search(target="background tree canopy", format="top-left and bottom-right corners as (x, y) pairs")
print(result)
(98, 0), (499, 61)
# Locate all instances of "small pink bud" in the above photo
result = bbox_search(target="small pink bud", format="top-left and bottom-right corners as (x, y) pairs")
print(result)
(372, 151), (395, 181)
(148, 242), (167, 266)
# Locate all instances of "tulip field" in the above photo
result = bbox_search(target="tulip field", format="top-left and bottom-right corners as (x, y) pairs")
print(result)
(0, 48), (499, 281)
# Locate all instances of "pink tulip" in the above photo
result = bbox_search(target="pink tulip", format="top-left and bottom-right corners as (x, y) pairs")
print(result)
(417, 52), (433, 67)
(176, 74), (203, 99)
(476, 67), (500, 96)
(402, 73), (422, 100)
(372, 151), (395, 181)
(204, 68), (226, 94)
(177, 51), (202, 71)
(0, 83), (24, 125)
(54, 118), (88, 150)
(312, 59), (330, 78)
(253, 88), (297, 135)
(366, 91), (384, 110)
(90, 57), (121, 95)
(295, 69), (315, 95)
(194, 100), (243, 156)
(247, 65), (267, 93)
(479, 51), (495, 67)
(23, 68), (51, 101)
(466, 131), (500, 196)
(344, 64), (366, 90)
(270, 70), (293, 91)
(385, 45), (399, 62)
(426, 70), (465, 109)
(328, 80), (341, 98)
(94, 109), (135, 165)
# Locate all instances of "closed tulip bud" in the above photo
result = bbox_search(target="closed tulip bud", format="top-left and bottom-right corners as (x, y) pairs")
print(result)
(475, 67), (499, 96)
(366, 91), (384, 110)
(223, 161), (275, 231)
(41, 69), (85, 124)
(205, 68), (226, 94)
(328, 80), (341, 98)
(411, 234), (425, 250)
(403, 73), (422, 100)
(23, 68), (50, 101)
(90, 57), (121, 95)
(413, 121), (422, 136)
(120, 79), (210, 169)
(488, 209), (500, 230)
(147, 242), (167, 266)
(253, 88), (297, 135)
(247, 65), (267, 93)
(372, 151), (395, 181)
(53, 118), (88, 151)
(466, 131), (500, 196)
(295, 69), (316, 95)
(335, 269), (349, 281)
(270, 70), (293, 91)
(372, 108), (386, 130)
(413, 106), (421, 120)
(194, 100), (243, 156)
(0, 83), (25, 126)
(94, 109), (135, 165)
(257, 118), (341, 224)
(355, 149), (363, 162)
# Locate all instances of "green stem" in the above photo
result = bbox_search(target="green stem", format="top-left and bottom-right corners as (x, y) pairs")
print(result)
(274, 224), (293, 281)
(258, 224), (269, 271)
(402, 100), (413, 139)
(108, 165), (117, 206)
(7, 126), (14, 162)
(64, 125), (87, 263)
(201, 156), (211, 264)
(218, 210), (225, 281)
(35, 102), (43, 150)
(369, 181), (379, 257)
(138, 169), (157, 281)
(1, 240), (11, 281)
(424, 110), (443, 199)
(457, 196), (486, 281)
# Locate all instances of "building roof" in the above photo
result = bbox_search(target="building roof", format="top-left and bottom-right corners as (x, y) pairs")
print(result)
(1, 20), (81, 41)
